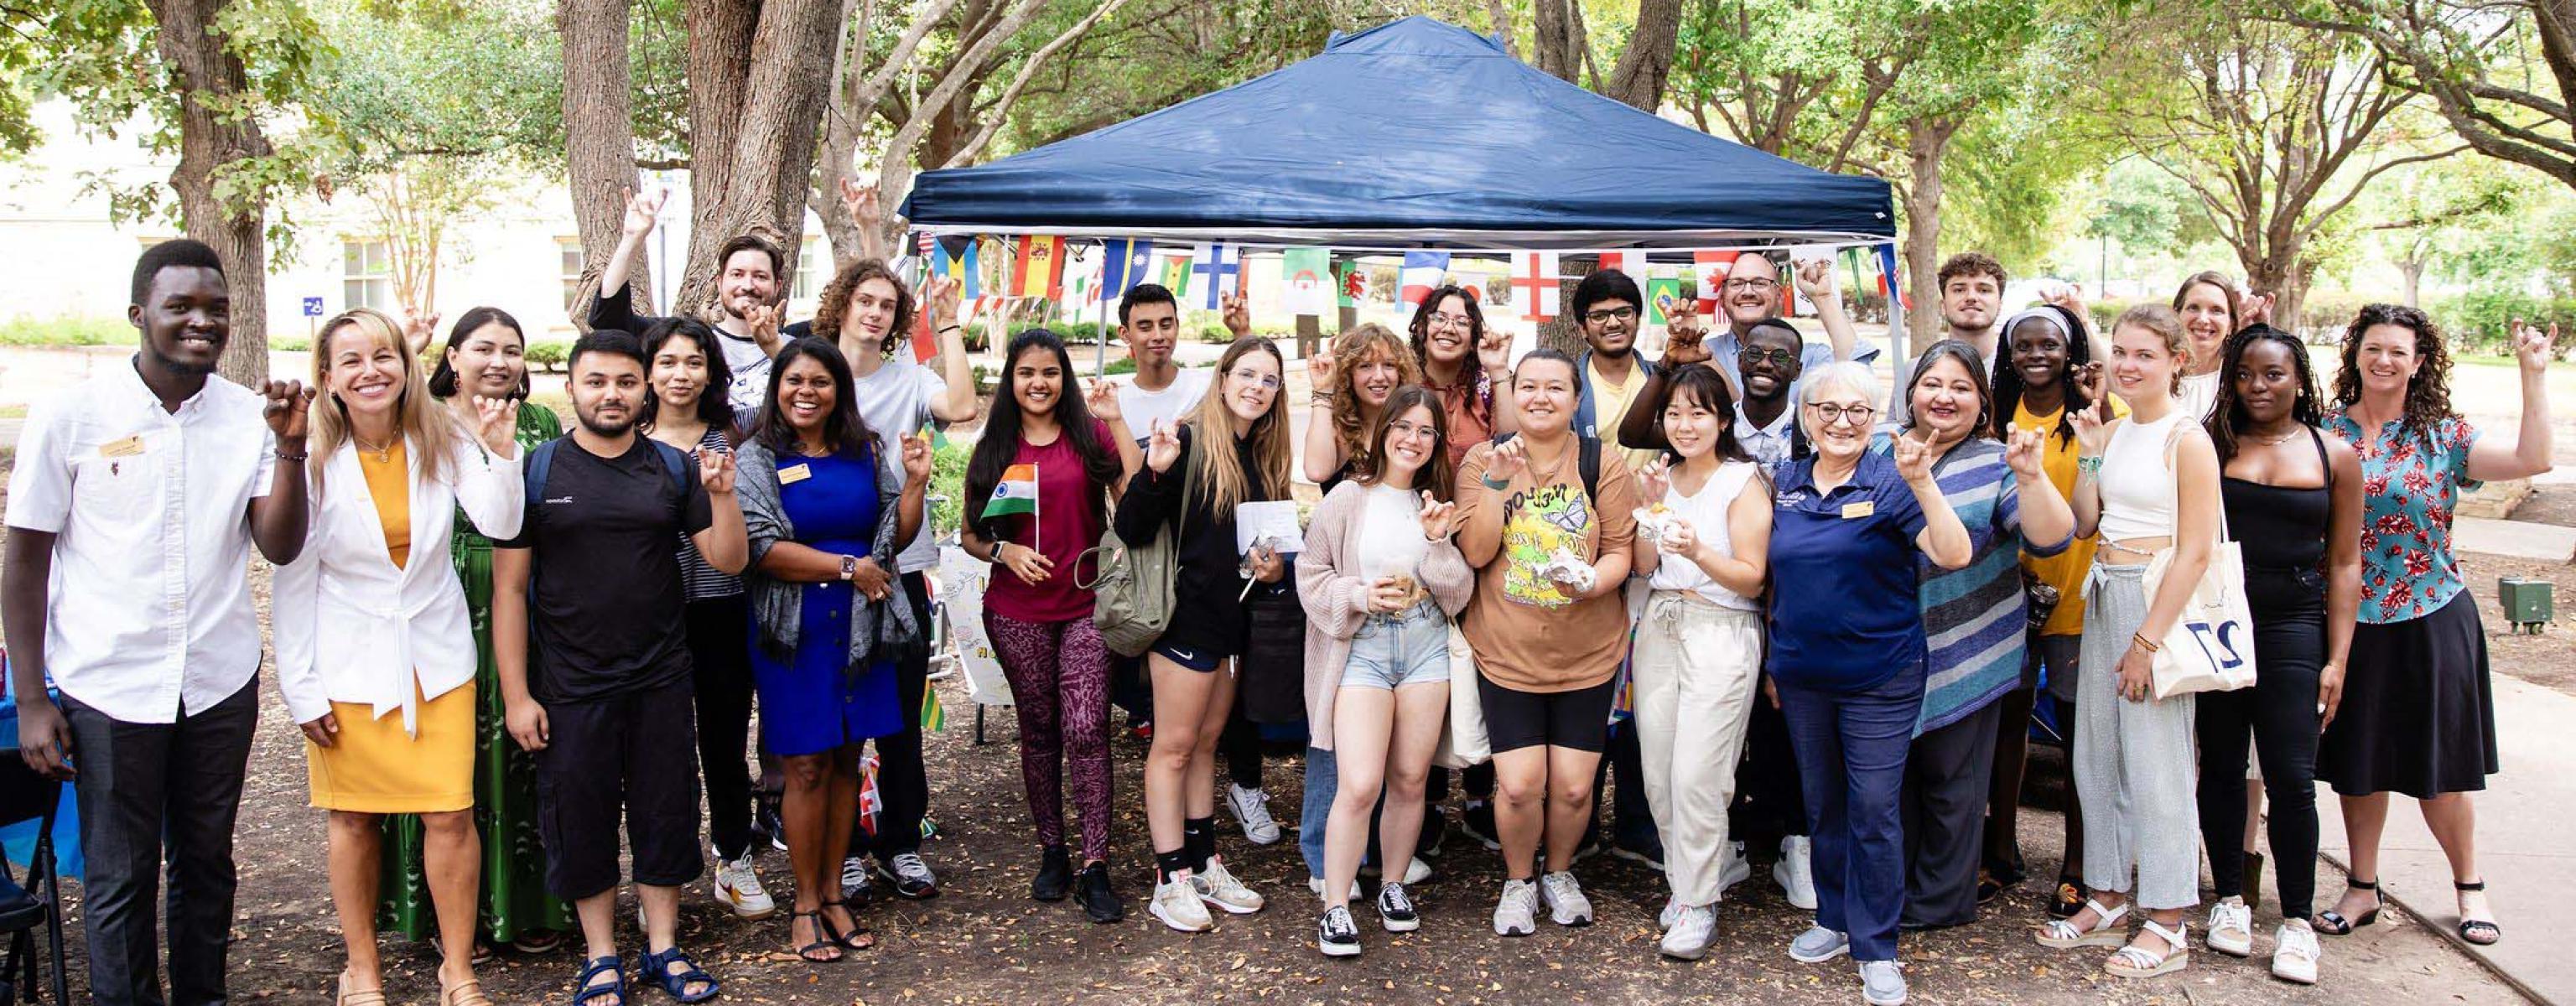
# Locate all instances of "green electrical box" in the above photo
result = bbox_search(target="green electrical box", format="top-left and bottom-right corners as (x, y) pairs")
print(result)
(2501, 578), (2554, 634)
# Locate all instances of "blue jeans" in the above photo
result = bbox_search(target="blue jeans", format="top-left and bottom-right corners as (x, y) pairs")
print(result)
(1301, 745), (1337, 881)
(1778, 669), (1924, 963)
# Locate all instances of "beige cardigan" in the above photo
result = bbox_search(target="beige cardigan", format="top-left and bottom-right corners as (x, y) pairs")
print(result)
(1295, 480), (1476, 751)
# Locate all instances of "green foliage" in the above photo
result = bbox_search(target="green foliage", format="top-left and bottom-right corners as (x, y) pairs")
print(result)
(310, 0), (563, 177)
(524, 340), (569, 372)
(929, 439), (972, 542)
(2428, 292), (2576, 355)
(991, 3), (1348, 157)
(0, 315), (131, 347)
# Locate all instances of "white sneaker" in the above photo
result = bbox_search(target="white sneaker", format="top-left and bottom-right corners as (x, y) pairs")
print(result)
(1659, 895), (1680, 931)
(839, 854), (872, 904)
(1307, 875), (1358, 901)
(1150, 876), (1215, 932)
(1191, 858), (1265, 914)
(1858, 960), (1909, 1005)
(1718, 840), (1752, 895)
(1400, 857), (1431, 884)
(1317, 905), (1362, 957)
(710, 854), (776, 919)
(1538, 870), (1593, 926)
(1492, 879), (1540, 936)
(2208, 896), (2255, 957)
(2271, 919), (2320, 985)
(1660, 904), (1717, 960)
(1226, 783), (1283, 845)
(1775, 836), (1818, 910)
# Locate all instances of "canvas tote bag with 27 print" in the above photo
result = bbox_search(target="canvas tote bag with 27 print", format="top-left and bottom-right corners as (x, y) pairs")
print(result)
(2137, 423), (2257, 699)
(1435, 625), (1490, 769)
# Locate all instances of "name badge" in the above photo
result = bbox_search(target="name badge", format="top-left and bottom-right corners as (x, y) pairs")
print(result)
(99, 435), (146, 459)
(779, 464), (813, 485)
(1840, 500), (1875, 520)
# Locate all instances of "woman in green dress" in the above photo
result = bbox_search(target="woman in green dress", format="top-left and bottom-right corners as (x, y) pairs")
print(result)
(386, 306), (573, 954)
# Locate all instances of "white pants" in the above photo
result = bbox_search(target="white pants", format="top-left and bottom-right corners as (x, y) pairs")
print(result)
(1629, 591), (1765, 907)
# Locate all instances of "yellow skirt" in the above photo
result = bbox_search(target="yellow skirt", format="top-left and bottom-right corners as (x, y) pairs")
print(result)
(306, 682), (476, 814)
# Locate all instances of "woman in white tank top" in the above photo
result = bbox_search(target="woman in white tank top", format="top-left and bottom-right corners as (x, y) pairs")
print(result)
(1624, 366), (1773, 961)
(2036, 304), (2224, 979)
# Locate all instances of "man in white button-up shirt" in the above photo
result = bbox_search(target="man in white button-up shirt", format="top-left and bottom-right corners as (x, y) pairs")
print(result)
(3, 240), (314, 1006)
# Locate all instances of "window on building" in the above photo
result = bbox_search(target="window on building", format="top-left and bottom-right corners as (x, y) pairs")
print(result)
(791, 236), (823, 302)
(342, 240), (393, 310)
(560, 238), (586, 309)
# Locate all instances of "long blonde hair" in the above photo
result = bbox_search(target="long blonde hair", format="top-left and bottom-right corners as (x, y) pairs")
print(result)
(309, 307), (460, 498)
(1186, 337), (1294, 518)
(1328, 323), (1424, 474)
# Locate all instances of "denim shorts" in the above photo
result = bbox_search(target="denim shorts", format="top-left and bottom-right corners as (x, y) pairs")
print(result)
(1339, 601), (1452, 691)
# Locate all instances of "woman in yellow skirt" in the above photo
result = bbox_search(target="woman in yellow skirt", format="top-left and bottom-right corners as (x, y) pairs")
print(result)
(274, 308), (527, 1006)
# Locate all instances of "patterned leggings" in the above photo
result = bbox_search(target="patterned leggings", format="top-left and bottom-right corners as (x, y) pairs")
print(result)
(984, 609), (1115, 863)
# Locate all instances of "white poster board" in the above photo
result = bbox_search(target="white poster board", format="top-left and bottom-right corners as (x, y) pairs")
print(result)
(936, 544), (1014, 708)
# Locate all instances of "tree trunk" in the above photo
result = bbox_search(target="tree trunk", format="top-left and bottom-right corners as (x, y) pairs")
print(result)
(147, 0), (272, 385)
(1901, 116), (1959, 353)
(1532, 0), (1580, 82)
(677, 0), (844, 316)
(560, 0), (645, 321)
(1601, 0), (1683, 111)
(2399, 256), (2426, 309)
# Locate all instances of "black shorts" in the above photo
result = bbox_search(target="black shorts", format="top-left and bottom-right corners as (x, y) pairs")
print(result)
(1479, 677), (1618, 754)
(1150, 640), (1228, 672)
(536, 677), (705, 900)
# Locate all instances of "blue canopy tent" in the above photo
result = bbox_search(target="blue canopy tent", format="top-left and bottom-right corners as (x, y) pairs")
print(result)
(899, 16), (1893, 251)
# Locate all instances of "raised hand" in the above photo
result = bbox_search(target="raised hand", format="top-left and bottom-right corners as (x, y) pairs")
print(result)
(1477, 324), (1512, 374)
(621, 186), (667, 239)
(2003, 423), (2046, 480)
(1222, 293), (1253, 339)
(697, 447), (738, 495)
(2070, 403), (2111, 457)
(900, 433), (933, 488)
(1307, 352), (1337, 397)
(262, 380), (315, 440)
(2241, 291), (2274, 327)
(2041, 280), (2086, 320)
(2074, 361), (2109, 418)
(299, 712), (341, 749)
(927, 275), (963, 329)
(999, 542), (1056, 586)
(1084, 377), (1124, 423)
(1367, 575), (1412, 613)
(1145, 419), (1181, 474)
(402, 308), (442, 357)
(1486, 436), (1529, 484)
(1662, 302), (1711, 367)
(745, 303), (784, 354)
(1417, 490), (1458, 540)
(1793, 257), (1837, 299)
(1891, 430), (1936, 485)
(2512, 318), (2556, 374)
(1636, 455), (1672, 504)
(472, 394), (522, 455)
(839, 176), (884, 234)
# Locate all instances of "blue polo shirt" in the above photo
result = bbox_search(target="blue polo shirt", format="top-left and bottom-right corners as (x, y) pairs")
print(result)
(1765, 450), (1931, 693)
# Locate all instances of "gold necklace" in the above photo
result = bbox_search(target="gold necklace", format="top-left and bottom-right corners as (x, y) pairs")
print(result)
(2247, 426), (2301, 446)
(354, 433), (397, 463)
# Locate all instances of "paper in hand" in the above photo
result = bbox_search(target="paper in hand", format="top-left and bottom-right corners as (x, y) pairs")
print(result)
(1233, 500), (1306, 556)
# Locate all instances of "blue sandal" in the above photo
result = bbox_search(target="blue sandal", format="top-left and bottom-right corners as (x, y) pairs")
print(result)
(640, 946), (720, 1003)
(570, 955), (626, 1006)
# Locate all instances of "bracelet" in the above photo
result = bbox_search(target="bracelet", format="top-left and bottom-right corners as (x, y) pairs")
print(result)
(2131, 630), (2161, 653)
(1481, 474), (1514, 490)
(938, 324), (963, 334)
(275, 449), (308, 463)
(2076, 455), (2104, 475)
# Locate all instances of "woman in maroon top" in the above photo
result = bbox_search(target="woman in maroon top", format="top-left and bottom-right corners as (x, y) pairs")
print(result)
(959, 329), (1141, 923)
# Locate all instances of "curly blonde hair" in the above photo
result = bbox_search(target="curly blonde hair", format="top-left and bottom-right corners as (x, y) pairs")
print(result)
(1327, 324), (1423, 473)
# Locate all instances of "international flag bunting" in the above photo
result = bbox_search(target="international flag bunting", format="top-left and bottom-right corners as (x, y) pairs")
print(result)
(910, 303), (937, 363)
(1012, 236), (1066, 299)
(1875, 243), (1912, 311)
(1101, 239), (1155, 297)
(1645, 277), (1682, 326)
(1335, 259), (1369, 308)
(1191, 243), (1242, 309)
(920, 679), (946, 733)
(1509, 251), (1561, 323)
(1595, 251), (1632, 275)
(1282, 246), (1333, 316)
(1158, 252), (1193, 298)
(1399, 252), (1451, 306)
(1693, 250), (1739, 314)
(932, 236), (981, 298)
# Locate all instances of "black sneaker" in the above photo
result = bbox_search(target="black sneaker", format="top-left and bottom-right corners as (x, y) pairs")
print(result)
(1376, 881), (1420, 933)
(1459, 801), (1500, 851)
(839, 855), (872, 905)
(756, 801), (788, 853)
(1073, 862), (1124, 923)
(1317, 905), (1362, 957)
(1032, 845), (1073, 902)
(876, 852), (939, 900)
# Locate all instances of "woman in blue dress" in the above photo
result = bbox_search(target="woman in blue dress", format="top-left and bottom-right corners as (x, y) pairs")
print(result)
(735, 338), (931, 964)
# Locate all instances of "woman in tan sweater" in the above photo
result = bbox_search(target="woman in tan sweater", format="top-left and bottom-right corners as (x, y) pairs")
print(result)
(1455, 348), (1639, 938)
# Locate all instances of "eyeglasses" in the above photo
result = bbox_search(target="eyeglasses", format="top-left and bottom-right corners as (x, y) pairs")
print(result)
(1805, 402), (1876, 426)
(1583, 307), (1639, 325)
(1228, 366), (1281, 391)
(1724, 277), (1779, 293)
(1741, 347), (1798, 367)
(1428, 312), (1473, 329)
(1387, 419), (1439, 442)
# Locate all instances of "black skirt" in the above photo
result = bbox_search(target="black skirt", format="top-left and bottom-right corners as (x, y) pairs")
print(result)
(1234, 579), (1310, 725)
(2318, 591), (2499, 799)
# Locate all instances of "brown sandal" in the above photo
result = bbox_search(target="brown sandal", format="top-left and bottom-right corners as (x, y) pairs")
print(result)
(335, 972), (388, 1006)
(441, 978), (496, 1006)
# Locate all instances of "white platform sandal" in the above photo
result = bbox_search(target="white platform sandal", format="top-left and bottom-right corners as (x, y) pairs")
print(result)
(2105, 918), (2191, 978)
(2035, 898), (2131, 949)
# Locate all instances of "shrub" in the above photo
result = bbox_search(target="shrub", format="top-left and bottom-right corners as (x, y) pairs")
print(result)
(929, 439), (971, 539)
(524, 340), (570, 372)
(0, 315), (130, 347)
(2427, 292), (2576, 358)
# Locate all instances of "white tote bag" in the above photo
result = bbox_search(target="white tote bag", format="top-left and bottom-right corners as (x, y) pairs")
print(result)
(1434, 625), (1491, 769)
(2138, 428), (2257, 699)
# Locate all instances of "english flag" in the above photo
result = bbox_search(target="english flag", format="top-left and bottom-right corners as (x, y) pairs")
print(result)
(1595, 251), (1633, 275)
(1399, 252), (1451, 306)
(1509, 252), (1561, 323)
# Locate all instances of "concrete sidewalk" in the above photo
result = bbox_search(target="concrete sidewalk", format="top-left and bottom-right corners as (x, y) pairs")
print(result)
(2457, 516), (2576, 562)
(2318, 672), (2576, 1005)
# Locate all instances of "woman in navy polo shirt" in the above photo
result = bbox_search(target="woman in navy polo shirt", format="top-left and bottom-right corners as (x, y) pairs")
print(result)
(1765, 360), (1971, 1006)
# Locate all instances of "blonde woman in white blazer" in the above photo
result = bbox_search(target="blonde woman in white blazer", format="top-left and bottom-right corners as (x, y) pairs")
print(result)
(273, 308), (523, 1006)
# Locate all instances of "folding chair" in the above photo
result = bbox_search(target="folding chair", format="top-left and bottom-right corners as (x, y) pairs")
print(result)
(0, 760), (68, 1006)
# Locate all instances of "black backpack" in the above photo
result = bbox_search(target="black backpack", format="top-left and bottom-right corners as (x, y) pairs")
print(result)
(1489, 430), (1602, 501)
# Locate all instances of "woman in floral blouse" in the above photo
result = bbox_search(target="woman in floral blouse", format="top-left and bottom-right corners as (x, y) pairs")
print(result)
(2315, 304), (2554, 948)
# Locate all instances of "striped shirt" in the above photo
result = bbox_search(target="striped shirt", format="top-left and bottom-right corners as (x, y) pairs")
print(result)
(1871, 435), (2070, 734)
(673, 426), (743, 601)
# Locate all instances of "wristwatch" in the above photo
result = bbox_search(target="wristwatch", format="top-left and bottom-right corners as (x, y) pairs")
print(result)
(839, 555), (860, 581)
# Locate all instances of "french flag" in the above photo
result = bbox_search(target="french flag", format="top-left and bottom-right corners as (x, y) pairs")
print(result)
(1400, 252), (1452, 306)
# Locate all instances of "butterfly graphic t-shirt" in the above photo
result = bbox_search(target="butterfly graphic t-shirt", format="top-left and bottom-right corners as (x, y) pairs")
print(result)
(1456, 438), (1639, 694)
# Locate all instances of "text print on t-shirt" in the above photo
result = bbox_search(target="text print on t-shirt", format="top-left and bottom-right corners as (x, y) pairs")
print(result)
(1501, 482), (1592, 609)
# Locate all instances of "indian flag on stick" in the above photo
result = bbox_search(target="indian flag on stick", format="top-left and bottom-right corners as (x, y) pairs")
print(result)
(983, 463), (1041, 550)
